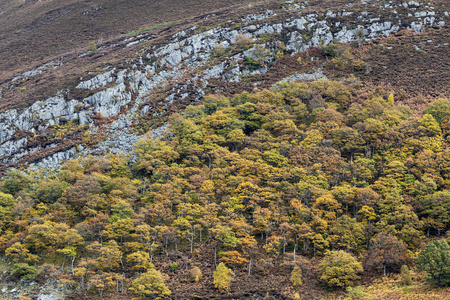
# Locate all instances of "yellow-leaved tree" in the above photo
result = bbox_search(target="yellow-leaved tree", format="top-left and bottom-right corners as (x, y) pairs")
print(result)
(290, 265), (302, 288)
(318, 250), (363, 288)
(130, 268), (171, 299)
(213, 262), (233, 292)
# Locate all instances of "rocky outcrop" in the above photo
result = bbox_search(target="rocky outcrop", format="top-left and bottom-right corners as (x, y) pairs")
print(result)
(0, 0), (448, 171)
(276, 69), (327, 84)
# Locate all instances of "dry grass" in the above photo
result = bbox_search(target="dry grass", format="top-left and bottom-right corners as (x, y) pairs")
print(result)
(346, 272), (450, 300)
(357, 28), (450, 102)
(0, 0), (265, 82)
(0, 0), (282, 112)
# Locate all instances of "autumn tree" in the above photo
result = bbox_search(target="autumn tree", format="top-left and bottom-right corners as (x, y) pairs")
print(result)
(86, 240), (122, 272)
(421, 191), (450, 235)
(11, 262), (39, 280)
(0, 192), (15, 229)
(135, 224), (160, 262)
(127, 251), (153, 273)
(376, 189), (423, 248)
(219, 250), (248, 272)
(5, 242), (39, 263)
(0, 170), (31, 195)
(130, 268), (171, 299)
(35, 179), (70, 204)
(365, 233), (408, 276)
(25, 221), (70, 257)
(318, 250), (363, 288)
(214, 262), (233, 292)
(424, 98), (450, 124)
(328, 215), (364, 252)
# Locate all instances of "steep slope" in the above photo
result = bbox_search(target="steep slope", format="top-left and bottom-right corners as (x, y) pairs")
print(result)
(0, 1), (450, 299)
(0, 0), (262, 82)
(0, 0), (448, 174)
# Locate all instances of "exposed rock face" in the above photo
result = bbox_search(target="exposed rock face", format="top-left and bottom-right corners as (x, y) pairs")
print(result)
(0, 0), (448, 171)
(276, 69), (328, 84)
(0, 277), (69, 300)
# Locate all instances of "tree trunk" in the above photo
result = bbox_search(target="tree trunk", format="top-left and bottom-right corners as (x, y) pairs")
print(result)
(248, 257), (252, 276)
(150, 243), (154, 263)
(214, 246), (217, 267)
(294, 243), (297, 261)
(61, 256), (66, 271)
(71, 256), (75, 275)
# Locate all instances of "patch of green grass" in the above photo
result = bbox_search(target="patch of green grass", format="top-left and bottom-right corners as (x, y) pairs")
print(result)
(125, 19), (186, 36)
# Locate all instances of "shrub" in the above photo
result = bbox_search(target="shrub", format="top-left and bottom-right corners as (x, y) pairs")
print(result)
(275, 50), (284, 61)
(235, 34), (254, 50)
(323, 42), (340, 57)
(388, 94), (395, 106)
(190, 266), (202, 282)
(212, 43), (228, 58)
(346, 286), (368, 299)
(332, 48), (364, 71)
(400, 265), (412, 285)
(290, 265), (302, 288)
(87, 41), (98, 56)
(12, 263), (39, 280)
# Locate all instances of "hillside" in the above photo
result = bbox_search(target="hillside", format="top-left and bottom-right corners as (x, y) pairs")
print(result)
(2, 78), (450, 299)
(0, 0), (448, 175)
(0, 0), (263, 82)
(0, 0), (449, 299)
